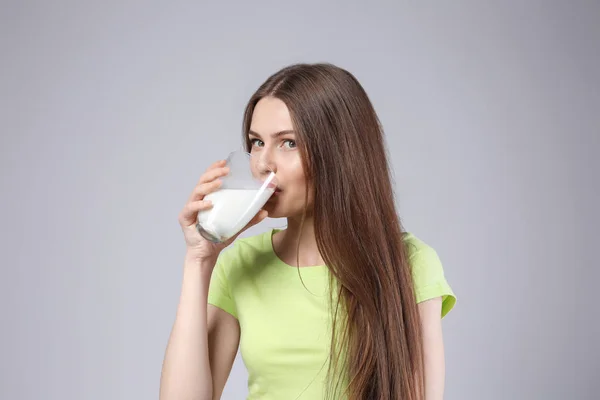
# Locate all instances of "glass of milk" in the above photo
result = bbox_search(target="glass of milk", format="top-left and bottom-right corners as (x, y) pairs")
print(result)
(195, 149), (278, 243)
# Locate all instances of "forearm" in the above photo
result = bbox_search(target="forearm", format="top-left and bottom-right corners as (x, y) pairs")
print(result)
(419, 297), (445, 400)
(424, 348), (445, 400)
(159, 257), (215, 400)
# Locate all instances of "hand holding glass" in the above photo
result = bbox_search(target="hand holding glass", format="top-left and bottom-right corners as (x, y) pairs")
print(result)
(196, 149), (277, 243)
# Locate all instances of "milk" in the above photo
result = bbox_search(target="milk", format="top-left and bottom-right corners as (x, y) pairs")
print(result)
(197, 188), (275, 242)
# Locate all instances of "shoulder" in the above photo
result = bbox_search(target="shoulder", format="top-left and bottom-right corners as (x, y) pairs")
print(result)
(402, 231), (457, 317)
(208, 230), (275, 319)
(402, 231), (442, 275)
(402, 231), (434, 256)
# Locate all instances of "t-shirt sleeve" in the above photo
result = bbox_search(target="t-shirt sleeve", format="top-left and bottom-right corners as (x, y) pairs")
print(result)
(207, 249), (238, 319)
(410, 246), (456, 318)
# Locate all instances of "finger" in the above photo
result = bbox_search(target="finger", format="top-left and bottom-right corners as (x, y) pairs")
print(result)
(208, 159), (227, 171)
(199, 166), (230, 185)
(189, 160), (226, 192)
(187, 166), (228, 202)
(199, 160), (227, 183)
(188, 179), (223, 202)
(178, 200), (214, 227)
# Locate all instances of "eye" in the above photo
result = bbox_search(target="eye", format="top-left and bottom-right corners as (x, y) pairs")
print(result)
(250, 138), (264, 147)
(283, 139), (297, 149)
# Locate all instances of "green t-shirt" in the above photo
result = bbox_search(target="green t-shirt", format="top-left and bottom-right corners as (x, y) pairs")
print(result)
(208, 228), (456, 399)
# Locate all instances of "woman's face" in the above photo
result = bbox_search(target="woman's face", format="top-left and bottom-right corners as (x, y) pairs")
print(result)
(249, 96), (312, 218)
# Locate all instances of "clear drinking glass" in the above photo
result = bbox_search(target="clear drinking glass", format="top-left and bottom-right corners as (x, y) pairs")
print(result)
(196, 149), (277, 243)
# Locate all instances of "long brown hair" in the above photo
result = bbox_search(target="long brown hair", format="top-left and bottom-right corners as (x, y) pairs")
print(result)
(242, 63), (424, 400)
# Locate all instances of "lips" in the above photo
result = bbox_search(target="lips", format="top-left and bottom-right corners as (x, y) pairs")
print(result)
(266, 181), (277, 189)
(269, 188), (282, 199)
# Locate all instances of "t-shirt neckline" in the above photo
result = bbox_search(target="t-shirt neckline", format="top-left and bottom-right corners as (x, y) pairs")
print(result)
(265, 228), (328, 270)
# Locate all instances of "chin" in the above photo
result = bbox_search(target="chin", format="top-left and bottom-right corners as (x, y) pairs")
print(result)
(264, 200), (295, 219)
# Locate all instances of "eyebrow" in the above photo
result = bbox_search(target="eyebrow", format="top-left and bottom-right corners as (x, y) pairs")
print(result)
(248, 129), (295, 139)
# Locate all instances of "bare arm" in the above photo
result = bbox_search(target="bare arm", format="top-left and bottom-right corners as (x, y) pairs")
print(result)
(159, 257), (240, 400)
(207, 304), (240, 399)
(161, 157), (268, 399)
(419, 296), (445, 400)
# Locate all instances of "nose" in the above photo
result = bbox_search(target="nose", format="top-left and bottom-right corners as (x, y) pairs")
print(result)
(256, 151), (277, 176)
(255, 159), (277, 190)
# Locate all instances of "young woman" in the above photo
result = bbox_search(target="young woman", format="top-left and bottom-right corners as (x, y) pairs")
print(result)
(160, 63), (456, 400)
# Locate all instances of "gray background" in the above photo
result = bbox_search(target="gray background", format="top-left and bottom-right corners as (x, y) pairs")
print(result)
(1, 1), (598, 399)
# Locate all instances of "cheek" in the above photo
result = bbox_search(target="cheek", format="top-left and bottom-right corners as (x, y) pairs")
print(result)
(289, 159), (307, 184)
(289, 176), (313, 207)
(276, 156), (311, 206)
(290, 170), (308, 197)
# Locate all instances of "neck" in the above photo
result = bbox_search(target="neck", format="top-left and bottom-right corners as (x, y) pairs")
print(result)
(274, 214), (325, 267)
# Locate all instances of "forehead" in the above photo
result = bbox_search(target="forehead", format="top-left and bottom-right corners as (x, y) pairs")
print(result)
(250, 97), (294, 134)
